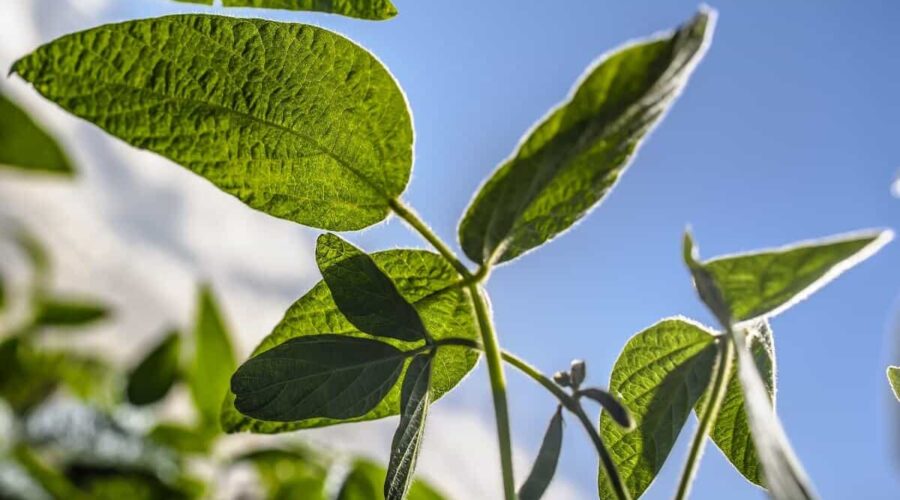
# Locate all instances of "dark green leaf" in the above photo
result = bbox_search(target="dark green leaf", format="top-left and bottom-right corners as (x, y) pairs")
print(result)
(220, 0), (398, 20)
(888, 366), (900, 402)
(685, 229), (893, 324)
(190, 286), (236, 428)
(13, 15), (413, 231)
(518, 406), (563, 500)
(598, 318), (718, 499)
(318, 233), (428, 342)
(221, 249), (479, 434)
(0, 90), (73, 175)
(127, 331), (181, 406)
(459, 9), (714, 265)
(34, 297), (109, 328)
(695, 322), (775, 487)
(232, 335), (408, 422)
(338, 459), (444, 500)
(579, 388), (632, 430)
(385, 354), (433, 500)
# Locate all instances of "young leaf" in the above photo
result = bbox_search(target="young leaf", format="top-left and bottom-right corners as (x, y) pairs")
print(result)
(518, 406), (564, 500)
(33, 297), (108, 328)
(385, 354), (433, 500)
(458, 9), (714, 266)
(598, 318), (718, 499)
(218, 0), (399, 20)
(579, 388), (633, 430)
(232, 335), (408, 422)
(339, 459), (445, 500)
(126, 330), (181, 406)
(888, 366), (900, 401)
(221, 249), (479, 434)
(0, 91), (73, 175)
(13, 15), (413, 231)
(685, 229), (893, 324)
(318, 233), (428, 342)
(695, 322), (775, 487)
(190, 286), (236, 428)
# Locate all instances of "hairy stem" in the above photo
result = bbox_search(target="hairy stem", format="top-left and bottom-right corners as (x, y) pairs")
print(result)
(388, 199), (472, 278)
(674, 333), (734, 500)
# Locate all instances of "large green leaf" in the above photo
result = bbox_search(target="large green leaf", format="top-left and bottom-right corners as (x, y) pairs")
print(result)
(33, 296), (109, 329)
(126, 331), (181, 406)
(0, 90), (72, 175)
(232, 335), (408, 421)
(385, 354), (433, 500)
(221, 249), (479, 433)
(222, 1), (397, 20)
(889, 366), (900, 402)
(688, 229), (893, 323)
(338, 459), (444, 500)
(518, 406), (563, 500)
(13, 15), (413, 231)
(458, 10), (714, 266)
(695, 322), (775, 487)
(318, 234), (428, 342)
(598, 318), (718, 499)
(190, 286), (236, 428)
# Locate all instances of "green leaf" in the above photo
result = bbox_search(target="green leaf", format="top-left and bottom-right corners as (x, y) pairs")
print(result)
(318, 234), (428, 342)
(685, 229), (893, 324)
(66, 466), (202, 500)
(458, 9), (714, 266)
(126, 331), (181, 406)
(219, 0), (398, 20)
(13, 15), (413, 231)
(34, 297), (109, 328)
(232, 335), (408, 422)
(518, 406), (564, 500)
(579, 388), (633, 430)
(234, 447), (328, 500)
(147, 423), (215, 455)
(598, 318), (718, 499)
(0, 90), (73, 175)
(695, 322), (775, 487)
(338, 459), (445, 500)
(221, 249), (479, 434)
(888, 366), (900, 402)
(12, 446), (83, 499)
(385, 354), (433, 500)
(190, 286), (236, 428)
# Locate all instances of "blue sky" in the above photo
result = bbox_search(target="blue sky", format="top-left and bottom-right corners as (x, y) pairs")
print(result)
(13, 0), (900, 498)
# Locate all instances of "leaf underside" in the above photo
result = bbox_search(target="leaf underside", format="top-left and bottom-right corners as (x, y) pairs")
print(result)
(13, 15), (412, 231)
(598, 318), (718, 499)
(888, 366), (900, 402)
(221, 249), (480, 433)
(0, 90), (72, 174)
(519, 406), (564, 500)
(459, 9), (713, 265)
(385, 354), (433, 500)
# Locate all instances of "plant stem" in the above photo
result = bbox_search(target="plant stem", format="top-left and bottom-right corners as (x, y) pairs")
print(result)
(388, 199), (472, 279)
(674, 333), (734, 500)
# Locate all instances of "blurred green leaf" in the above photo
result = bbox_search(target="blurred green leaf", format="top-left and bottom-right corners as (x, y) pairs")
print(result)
(889, 366), (900, 402)
(518, 406), (563, 500)
(221, 249), (479, 434)
(338, 459), (444, 500)
(146, 424), (214, 455)
(12, 445), (82, 499)
(459, 10), (713, 265)
(65, 465), (202, 500)
(598, 318), (718, 499)
(13, 15), (412, 231)
(318, 233), (428, 342)
(190, 286), (236, 429)
(386, 354), (433, 500)
(234, 447), (328, 500)
(33, 297), (109, 329)
(0, 90), (73, 175)
(127, 331), (181, 406)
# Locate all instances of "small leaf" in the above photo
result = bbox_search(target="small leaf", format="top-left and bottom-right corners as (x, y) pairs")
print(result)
(385, 354), (433, 500)
(598, 318), (718, 499)
(12, 446), (81, 499)
(221, 249), (479, 434)
(190, 286), (236, 428)
(685, 229), (893, 324)
(518, 406), (564, 500)
(888, 366), (900, 402)
(219, 0), (398, 20)
(695, 322), (775, 487)
(569, 360), (586, 388)
(459, 9), (714, 265)
(34, 297), (108, 328)
(339, 459), (445, 500)
(232, 335), (408, 422)
(0, 90), (73, 175)
(126, 331), (181, 406)
(579, 388), (632, 430)
(13, 15), (413, 231)
(318, 233), (428, 342)
(147, 423), (215, 455)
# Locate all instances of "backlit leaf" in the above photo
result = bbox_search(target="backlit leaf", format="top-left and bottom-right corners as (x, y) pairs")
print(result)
(0, 90), (72, 175)
(234, 447), (328, 500)
(190, 286), (236, 428)
(220, 0), (398, 20)
(385, 354), (433, 500)
(13, 15), (413, 231)
(459, 10), (714, 265)
(888, 366), (900, 402)
(34, 297), (108, 329)
(126, 331), (181, 406)
(518, 406), (563, 500)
